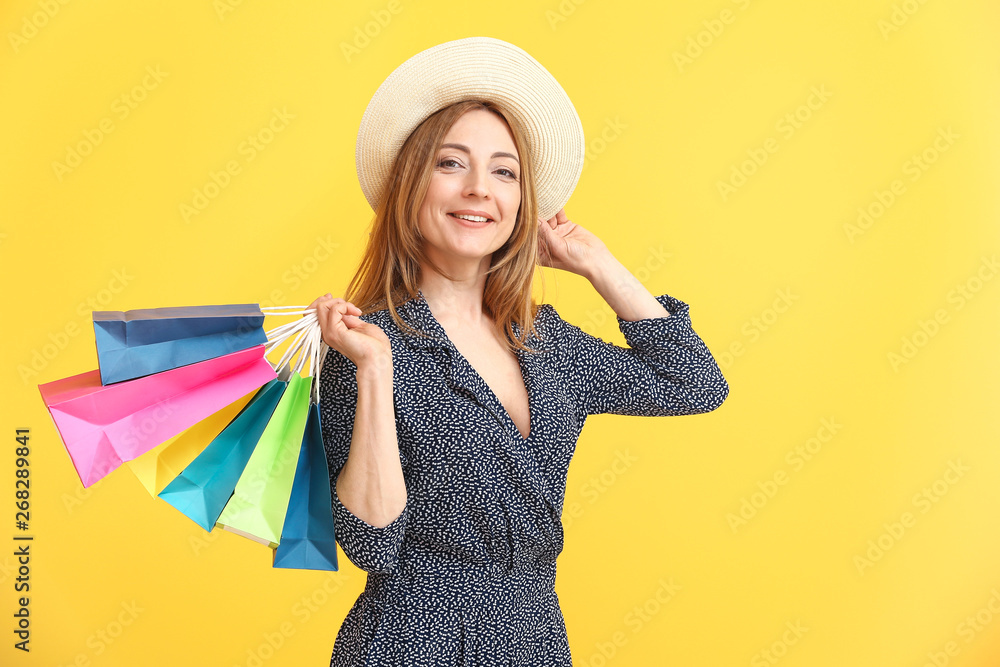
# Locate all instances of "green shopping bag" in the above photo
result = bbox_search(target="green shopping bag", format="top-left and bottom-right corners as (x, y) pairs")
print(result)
(215, 368), (311, 547)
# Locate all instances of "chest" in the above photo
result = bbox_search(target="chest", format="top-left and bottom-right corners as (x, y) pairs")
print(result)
(449, 332), (531, 440)
(389, 331), (586, 494)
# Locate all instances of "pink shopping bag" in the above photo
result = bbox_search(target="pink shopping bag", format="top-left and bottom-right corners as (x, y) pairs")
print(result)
(38, 345), (277, 488)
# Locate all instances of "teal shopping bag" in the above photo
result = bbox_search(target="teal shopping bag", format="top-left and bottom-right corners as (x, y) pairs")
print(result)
(158, 378), (286, 530)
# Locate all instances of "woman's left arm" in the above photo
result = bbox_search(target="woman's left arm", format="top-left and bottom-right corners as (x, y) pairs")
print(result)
(538, 209), (729, 417)
(582, 250), (672, 322)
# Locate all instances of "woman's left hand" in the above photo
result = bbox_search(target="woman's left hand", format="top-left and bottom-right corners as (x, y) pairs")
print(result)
(537, 208), (609, 278)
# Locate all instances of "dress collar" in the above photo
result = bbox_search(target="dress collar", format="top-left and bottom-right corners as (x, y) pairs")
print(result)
(394, 289), (448, 350)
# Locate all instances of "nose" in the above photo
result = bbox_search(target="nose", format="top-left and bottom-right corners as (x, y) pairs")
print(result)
(463, 163), (491, 200)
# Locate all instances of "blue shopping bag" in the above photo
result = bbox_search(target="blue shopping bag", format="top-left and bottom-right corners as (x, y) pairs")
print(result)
(272, 402), (339, 571)
(94, 304), (268, 385)
(158, 378), (285, 530)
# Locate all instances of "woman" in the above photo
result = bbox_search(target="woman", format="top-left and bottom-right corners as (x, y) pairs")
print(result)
(310, 37), (729, 665)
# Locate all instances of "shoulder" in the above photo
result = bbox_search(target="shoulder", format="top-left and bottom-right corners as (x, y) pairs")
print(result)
(357, 300), (411, 336)
(532, 301), (563, 332)
(356, 298), (442, 361)
(526, 301), (587, 351)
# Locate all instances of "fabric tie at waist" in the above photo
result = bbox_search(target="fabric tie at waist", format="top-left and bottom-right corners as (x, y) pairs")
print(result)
(366, 561), (557, 614)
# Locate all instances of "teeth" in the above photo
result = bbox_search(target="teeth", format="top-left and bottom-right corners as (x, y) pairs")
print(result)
(452, 213), (489, 223)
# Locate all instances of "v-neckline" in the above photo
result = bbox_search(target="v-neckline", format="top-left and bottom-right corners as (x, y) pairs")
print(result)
(446, 339), (535, 444)
(467, 347), (535, 443)
(414, 291), (536, 443)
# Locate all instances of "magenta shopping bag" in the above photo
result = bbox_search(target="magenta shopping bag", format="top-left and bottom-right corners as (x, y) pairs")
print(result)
(38, 345), (277, 488)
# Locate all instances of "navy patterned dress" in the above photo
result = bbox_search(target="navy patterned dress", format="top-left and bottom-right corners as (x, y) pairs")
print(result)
(319, 290), (728, 666)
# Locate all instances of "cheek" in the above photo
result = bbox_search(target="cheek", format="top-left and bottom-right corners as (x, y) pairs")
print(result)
(415, 205), (433, 240)
(416, 182), (435, 216)
(418, 183), (442, 219)
(505, 187), (522, 216)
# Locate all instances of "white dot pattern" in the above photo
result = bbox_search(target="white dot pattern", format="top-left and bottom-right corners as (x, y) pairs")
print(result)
(319, 290), (729, 665)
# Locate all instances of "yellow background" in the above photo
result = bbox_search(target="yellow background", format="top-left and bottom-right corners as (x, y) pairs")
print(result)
(2, 0), (999, 665)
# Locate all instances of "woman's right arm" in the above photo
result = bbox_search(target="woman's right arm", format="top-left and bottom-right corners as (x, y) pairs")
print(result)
(337, 352), (407, 528)
(313, 295), (409, 573)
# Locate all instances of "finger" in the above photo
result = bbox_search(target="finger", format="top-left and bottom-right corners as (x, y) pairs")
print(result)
(318, 300), (347, 334)
(317, 296), (344, 317)
(307, 294), (324, 310)
(307, 293), (334, 311)
(542, 218), (562, 242)
(546, 209), (563, 228)
(538, 223), (555, 249)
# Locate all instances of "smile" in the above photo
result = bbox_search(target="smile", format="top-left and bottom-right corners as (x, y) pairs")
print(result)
(449, 213), (493, 225)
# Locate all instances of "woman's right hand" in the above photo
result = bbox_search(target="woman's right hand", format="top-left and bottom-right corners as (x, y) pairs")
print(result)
(308, 294), (392, 373)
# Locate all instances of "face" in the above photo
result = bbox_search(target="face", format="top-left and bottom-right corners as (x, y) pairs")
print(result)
(416, 108), (522, 275)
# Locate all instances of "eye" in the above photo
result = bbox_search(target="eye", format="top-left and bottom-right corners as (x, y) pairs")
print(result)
(437, 158), (462, 168)
(496, 167), (518, 180)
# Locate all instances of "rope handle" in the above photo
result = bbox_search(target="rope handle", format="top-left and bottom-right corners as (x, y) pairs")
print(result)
(309, 324), (327, 405)
(259, 304), (330, 403)
(264, 314), (317, 352)
(272, 326), (310, 375)
(260, 305), (314, 345)
(260, 306), (316, 314)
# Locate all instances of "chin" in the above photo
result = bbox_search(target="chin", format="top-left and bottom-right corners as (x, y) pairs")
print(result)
(434, 243), (500, 264)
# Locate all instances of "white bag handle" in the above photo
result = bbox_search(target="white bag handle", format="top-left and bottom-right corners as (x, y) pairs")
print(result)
(273, 325), (312, 375)
(308, 323), (327, 404)
(260, 306), (316, 315)
(260, 304), (329, 403)
(264, 311), (317, 348)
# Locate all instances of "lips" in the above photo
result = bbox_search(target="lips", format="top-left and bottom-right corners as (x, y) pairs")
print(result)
(448, 210), (494, 222)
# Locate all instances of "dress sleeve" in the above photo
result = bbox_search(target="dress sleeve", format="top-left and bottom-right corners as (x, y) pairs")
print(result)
(318, 346), (409, 574)
(548, 292), (729, 417)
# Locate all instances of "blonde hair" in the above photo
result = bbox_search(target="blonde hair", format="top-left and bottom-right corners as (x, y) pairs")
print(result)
(345, 99), (544, 354)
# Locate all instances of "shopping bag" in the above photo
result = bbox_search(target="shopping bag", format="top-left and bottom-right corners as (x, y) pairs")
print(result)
(272, 402), (339, 571)
(157, 378), (286, 531)
(127, 391), (255, 496)
(216, 370), (311, 547)
(93, 304), (267, 385)
(38, 345), (277, 488)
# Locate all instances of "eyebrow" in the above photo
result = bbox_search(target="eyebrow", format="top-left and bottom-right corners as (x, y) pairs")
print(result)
(438, 143), (519, 164)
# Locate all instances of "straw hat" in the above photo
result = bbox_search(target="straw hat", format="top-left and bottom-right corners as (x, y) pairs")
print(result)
(355, 36), (585, 222)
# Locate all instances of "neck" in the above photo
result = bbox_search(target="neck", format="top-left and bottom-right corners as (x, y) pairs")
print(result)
(418, 267), (491, 329)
